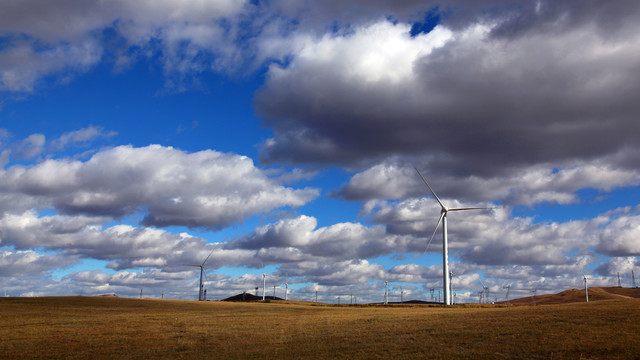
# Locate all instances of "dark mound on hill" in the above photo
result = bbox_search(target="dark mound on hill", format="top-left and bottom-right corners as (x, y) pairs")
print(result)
(376, 300), (435, 305)
(223, 293), (283, 302)
(398, 300), (435, 304)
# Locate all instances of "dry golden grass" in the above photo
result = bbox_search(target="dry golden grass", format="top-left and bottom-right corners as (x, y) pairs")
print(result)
(2, 289), (640, 359)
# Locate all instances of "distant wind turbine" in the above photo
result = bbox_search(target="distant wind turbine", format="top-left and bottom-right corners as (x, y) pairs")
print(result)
(530, 289), (537, 305)
(480, 281), (488, 304)
(262, 264), (267, 301)
(415, 167), (489, 305)
(503, 284), (511, 304)
(583, 275), (589, 303)
(284, 273), (289, 301)
(617, 272), (621, 288)
(191, 249), (215, 301)
(384, 280), (388, 305)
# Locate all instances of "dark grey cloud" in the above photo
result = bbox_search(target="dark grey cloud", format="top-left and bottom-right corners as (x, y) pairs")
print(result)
(488, 0), (640, 40)
(255, 2), (640, 181)
(277, 0), (640, 39)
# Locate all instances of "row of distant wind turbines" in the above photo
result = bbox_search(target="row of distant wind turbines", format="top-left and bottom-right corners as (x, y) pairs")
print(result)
(188, 168), (629, 304)
(188, 167), (485, 304)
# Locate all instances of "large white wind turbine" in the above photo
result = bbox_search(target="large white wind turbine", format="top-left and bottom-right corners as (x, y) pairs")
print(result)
(415, 167), (488, 305)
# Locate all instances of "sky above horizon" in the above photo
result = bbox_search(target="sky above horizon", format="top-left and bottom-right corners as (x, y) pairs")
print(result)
(2, 0), (640, 303)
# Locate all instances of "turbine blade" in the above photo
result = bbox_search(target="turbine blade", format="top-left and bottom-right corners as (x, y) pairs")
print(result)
(448, 207), (490, 212)
(424, 212), (445, 254)
(414, 167), (446, 210)
(201, 248), (215, 267)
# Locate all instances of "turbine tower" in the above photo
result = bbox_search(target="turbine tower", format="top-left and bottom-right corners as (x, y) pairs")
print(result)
(262, 265), (267, 301)
(530, 289), (537, 305)
(583, 275), (589, 303)
(415, 167), (488, 305)
(617, 272), (621, 288)
(384, 280), (388, 305)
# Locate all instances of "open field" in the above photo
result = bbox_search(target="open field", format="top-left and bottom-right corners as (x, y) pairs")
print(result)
(2, 288), (640, 359)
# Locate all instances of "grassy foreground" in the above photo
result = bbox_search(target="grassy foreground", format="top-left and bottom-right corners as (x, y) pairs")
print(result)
(2, 296), (639, 359)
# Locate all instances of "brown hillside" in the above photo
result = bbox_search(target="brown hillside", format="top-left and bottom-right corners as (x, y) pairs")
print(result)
(506, 287), (640, 306)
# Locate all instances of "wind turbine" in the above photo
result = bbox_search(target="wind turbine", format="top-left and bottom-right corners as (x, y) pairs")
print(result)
(503, 284), (511, 304)
(617, 272), (621, 288)
(484, 283), (491, 304)
(384, 280), (388, 305)
(583, 275), (589, 303)
(284, 273), (289, 301)
(191, 249), (215, 301)
(262, 264), (267, 301)
(480, 282), (488, 304)
(530, 289), (537, 305)
(415, 167), (488, 305)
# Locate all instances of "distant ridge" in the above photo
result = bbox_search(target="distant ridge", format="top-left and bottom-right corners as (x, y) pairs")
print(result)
(501, 287), (640, 306)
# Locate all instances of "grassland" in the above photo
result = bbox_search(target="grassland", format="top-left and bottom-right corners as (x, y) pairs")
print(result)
(2, 288), (640, 359)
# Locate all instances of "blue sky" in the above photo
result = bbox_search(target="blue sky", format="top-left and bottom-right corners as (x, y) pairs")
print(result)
(2, 0), (640, 303)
